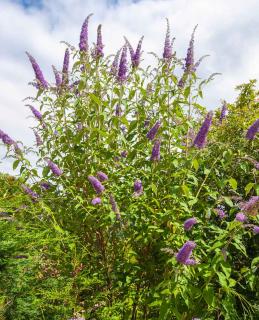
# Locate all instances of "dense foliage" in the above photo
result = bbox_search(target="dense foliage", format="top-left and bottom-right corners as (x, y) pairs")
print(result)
(0, 17), (258, 320)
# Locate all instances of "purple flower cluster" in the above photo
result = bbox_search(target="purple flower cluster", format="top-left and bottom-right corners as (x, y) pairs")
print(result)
(193, 112), (213, 149)
(246, 119), (259, 140)
(88, 175), (105, 194)
(79, 14), (93, 52)
(121, 150), (128, 158)
(0, 130), (15, 146)
(184, 217), (197, 231)
(235, 212), (247, 222)
(239, 196), (259, 216)
(62, 48), (70, 85)
(110, 49), (122, 76)
(117, 45), (128, 83)
(219, 101), (227, 123)
(163, 19), (173, 60)
(133, 179), (143, 197)
(97, 171), (108, 182)
(115, 104), (122, 116)
(46, 159), (63, 176)
(28, 105), (43, 121)
(184, 25), (197, 73)
(26, 52), (48, 89)
(40, 182), (50, 190)
(33, 130), (43, 146)
(150, 140), (161, 161)
(214, 208), (226, 219)
(146, 121), (161, 140)
(253, 225), (259, 234)
(176, 241), (197, 265)
(125, 36), (144, 68)
(92, 197), (102, 205)
(52, 65), (62, 86)
(93, 24), (104, 59)
(22, 184), (38, 200)
(109, 194), (121, 220)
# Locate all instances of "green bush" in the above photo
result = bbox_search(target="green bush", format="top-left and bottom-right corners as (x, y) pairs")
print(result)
(0, 17), (258, 319)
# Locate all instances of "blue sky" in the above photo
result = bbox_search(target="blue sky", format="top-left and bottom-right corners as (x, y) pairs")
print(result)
(13, 0), (43, 8)
(1, 0), (259, 173)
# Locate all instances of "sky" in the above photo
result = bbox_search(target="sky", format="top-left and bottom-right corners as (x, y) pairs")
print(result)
(1, 0), (259, 173)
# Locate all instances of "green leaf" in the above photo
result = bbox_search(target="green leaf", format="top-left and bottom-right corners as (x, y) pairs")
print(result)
(13, 159), (20, 170)
(181, 184), (190, 196)
(192, 159), (199, 171)
(223, 196), (233, 207)
(203, 286), (215, 306)
(228, 178), (237, 191)
(245, 182), (254, 195)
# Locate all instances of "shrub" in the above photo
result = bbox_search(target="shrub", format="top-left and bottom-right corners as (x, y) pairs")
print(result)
(0, 16), (258, 319)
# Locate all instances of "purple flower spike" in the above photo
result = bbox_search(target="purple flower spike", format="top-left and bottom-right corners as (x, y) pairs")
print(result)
(132, 36), (144, 68)
(92, 197), (102, 205)
(176, 241), (197, 265)
(146, 121), (160, 140)
(219, 101), (227, 123)
(235, 212), (247, 222)
(110, 48), (122, 76)
(184, 217), (197, 231)
(253, 225), (259, 234)
(79, 14), (93, 52)
(115, 104), (122, 116)
(121, 150), (128, 158)
(47, 159), (63, 176)
(184, 25), (197, 73)
(214, 208), (226, 219)
(109, 194), (121, 220)
(40, 182), (50, 190)
(178, 75), (186, 89)
(28, 105), (42, 121)
(77, 122), (83, 131)
(88, 175), (105, 194)
(33, 130), (43, 146)
(125, 36), (144, 68)
(246, 119), (259, 140)
(117, 45), (128, 83)
(1, 132), (15, 145)
(93, 24), (104, 59)
(150, 139), (161, 161)
(163, 18), (173, 60)
(26, 52), (48, 89)
(52, 65), (62, 87)
(96, 171), (108, 182)
(133, 179), (143, 197)
(22, 184), (38, 200)
(62, 48), (69, 85)
(0, 129), (5, 139)
(193, 111), (213, 149)
(239, 196), (259, 216)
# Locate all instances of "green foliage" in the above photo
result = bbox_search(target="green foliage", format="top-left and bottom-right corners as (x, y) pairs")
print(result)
(0, 24), (259, 319)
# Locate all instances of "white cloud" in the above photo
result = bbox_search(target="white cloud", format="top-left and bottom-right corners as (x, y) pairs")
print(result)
(1, 0), (259, 172)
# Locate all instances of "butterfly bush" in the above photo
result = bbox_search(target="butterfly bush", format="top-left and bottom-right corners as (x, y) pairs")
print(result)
(2, 14), (259, 320)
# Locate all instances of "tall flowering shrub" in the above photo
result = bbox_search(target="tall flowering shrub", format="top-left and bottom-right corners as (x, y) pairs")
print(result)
(0, 16), (259, 320)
